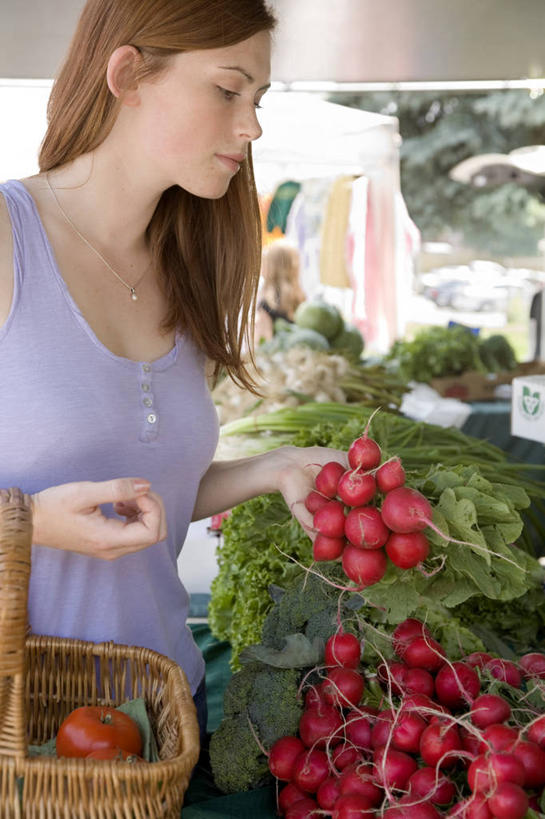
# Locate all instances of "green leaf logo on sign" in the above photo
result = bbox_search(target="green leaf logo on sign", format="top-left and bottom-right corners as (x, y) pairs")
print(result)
(522, 385), (541, 417)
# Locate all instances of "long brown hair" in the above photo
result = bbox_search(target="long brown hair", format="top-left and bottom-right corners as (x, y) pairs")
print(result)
(39, 0), (276, 390)
(260, 241), (305, 319)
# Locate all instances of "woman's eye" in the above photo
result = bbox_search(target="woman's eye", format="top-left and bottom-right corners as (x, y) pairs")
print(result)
(218, 87), (239, 101)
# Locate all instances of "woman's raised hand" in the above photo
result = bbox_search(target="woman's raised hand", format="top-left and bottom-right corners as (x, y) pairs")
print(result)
(274, 445), (348, 540)
(31, 478), (167, 560)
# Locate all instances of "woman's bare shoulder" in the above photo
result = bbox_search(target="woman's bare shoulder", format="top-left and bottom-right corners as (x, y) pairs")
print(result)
(0, 191), (14, 328)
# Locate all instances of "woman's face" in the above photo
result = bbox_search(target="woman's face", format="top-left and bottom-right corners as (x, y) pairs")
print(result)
(130, 30), (271, 198)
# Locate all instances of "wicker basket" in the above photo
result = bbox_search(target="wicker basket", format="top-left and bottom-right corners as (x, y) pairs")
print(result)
(0, 488), (200, 818)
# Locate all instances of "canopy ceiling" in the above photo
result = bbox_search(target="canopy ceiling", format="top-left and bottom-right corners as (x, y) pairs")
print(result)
(1, 0), (544, 83)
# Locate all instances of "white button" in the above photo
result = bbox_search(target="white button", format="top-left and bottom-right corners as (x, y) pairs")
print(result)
(142, 383), (150, 392)
(144, 398), (153, 407)
(147, 413), (157, 424)
(142, 364), (151, 373)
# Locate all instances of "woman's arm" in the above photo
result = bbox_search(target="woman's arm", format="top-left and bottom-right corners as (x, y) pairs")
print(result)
(192, 445), (348, 537)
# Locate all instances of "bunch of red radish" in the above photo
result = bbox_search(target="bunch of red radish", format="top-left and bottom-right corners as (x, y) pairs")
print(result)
(268, 617), (545, 818)
(306, 431), (434, 587)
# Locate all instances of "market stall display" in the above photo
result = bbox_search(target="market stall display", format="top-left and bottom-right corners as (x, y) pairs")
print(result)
(208, 424), (545, 816)
(385, 325), (539, 402)
(209, 404), (545, 672)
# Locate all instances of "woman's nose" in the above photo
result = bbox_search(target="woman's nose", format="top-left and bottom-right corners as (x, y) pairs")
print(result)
(239, 107), (263, 142)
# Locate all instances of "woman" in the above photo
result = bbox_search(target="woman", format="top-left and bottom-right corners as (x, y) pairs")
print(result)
(254, 240), (306, 343)
(0, 0), (346, 744)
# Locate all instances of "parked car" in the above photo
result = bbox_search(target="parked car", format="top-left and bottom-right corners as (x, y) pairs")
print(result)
(425, 278), (470, 307)
(450, 283), (510, 312)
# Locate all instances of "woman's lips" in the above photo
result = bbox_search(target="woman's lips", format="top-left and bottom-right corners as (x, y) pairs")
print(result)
(216, 154), (244, 172)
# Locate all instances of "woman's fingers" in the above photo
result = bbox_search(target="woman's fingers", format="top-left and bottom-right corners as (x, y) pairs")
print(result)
(31, 478), (167, 559)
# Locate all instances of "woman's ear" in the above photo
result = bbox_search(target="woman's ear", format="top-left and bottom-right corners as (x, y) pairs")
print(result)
(106, 45), (142, 107)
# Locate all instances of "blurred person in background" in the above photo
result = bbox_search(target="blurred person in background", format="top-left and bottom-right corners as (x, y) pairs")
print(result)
(254, 240), (305, 343)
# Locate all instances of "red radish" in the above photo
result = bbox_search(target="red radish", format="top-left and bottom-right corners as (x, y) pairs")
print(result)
(404, 667), (435, 699)
(332, 793), (375, 819)
(325, 632), (361, 668)
(377, 661), (407, 696)
(315, 460), (345, 497)
(304, 683), (326, 710)
(292, 748), (330, 793)
(487, 781), (528, 819)
(419, 720), (462, 769)
(332, 741), (363, 771)
(371, 709), (394, 749)
(344, 711), (372, 751)
(509, 739), (545, 788)
(527, 714), (545, 748)
(347, 435), (381, 470)
(304, 490), (329, 514)
(401, 693), (443, 720)
(337, 470), (377, 507)
(322, 667), (365, 708)
(285, 797), (320, 819)
(384, 797), (441, 818)
(386, 531), (430, 568)
(519, 652), (545, 679)
(381, 486), (432, 533)
(316, 776), (342, 811)
(376, 458), (406, 493)
(404, 636), (446, 671)
(344, 506), (389, 549)
(338, 762), (382, 805)
(478, 723), (518, 753)
(392, 618), (433, 659)
(373, 745), (418, 790)
(278, 783), (307, 814)
(268, 735), (305, 781)
(460, 724), (484, 758)
(449, 794), (492, 818)
(390, 710), (427, 754)
(468, 752), (525, 792)
(344, 713), (373, 750)
(434, 661), (480, 710)
(484, 658), (522, 688)
(470, 694), (511, 729)
(407, 766), (456, 805)
(313, 533), (346, 561)
(299, 704), (343, 749)
(463, 652), (493, 670)
(342, 544), (387, 587)
(313, 500), (346, 538)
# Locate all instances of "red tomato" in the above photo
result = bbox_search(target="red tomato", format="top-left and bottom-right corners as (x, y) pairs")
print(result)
(56, 706), (143, 759)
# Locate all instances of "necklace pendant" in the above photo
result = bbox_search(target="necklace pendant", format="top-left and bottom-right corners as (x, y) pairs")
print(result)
(130, 288), (138, 301)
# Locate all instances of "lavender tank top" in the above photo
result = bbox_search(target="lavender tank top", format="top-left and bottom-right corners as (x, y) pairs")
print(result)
(0, 179), (219, 694)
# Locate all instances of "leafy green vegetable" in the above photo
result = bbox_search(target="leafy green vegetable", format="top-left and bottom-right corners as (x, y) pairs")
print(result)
(387, 324), (484, 381)
(478, 333), (518, 372)
(208, 494), (310, 667)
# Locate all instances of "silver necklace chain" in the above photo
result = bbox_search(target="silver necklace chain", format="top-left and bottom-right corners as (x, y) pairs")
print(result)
(45, 173), (148, 301)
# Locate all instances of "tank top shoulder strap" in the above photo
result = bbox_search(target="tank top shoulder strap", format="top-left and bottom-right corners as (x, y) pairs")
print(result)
(2, 177), (65, 284)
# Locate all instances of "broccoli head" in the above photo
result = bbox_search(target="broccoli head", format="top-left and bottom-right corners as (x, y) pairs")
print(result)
(210, 661), (303, 793)
(209, 713), (269, 794)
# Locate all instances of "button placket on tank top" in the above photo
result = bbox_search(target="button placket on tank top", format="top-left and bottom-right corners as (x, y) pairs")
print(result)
(139, 362), (158, 442)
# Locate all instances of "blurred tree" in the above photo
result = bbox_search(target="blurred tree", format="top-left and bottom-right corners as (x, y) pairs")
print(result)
(329, 90), (545, 256)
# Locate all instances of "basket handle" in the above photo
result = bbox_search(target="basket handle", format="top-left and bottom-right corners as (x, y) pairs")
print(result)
(0, 488), (33, 757)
